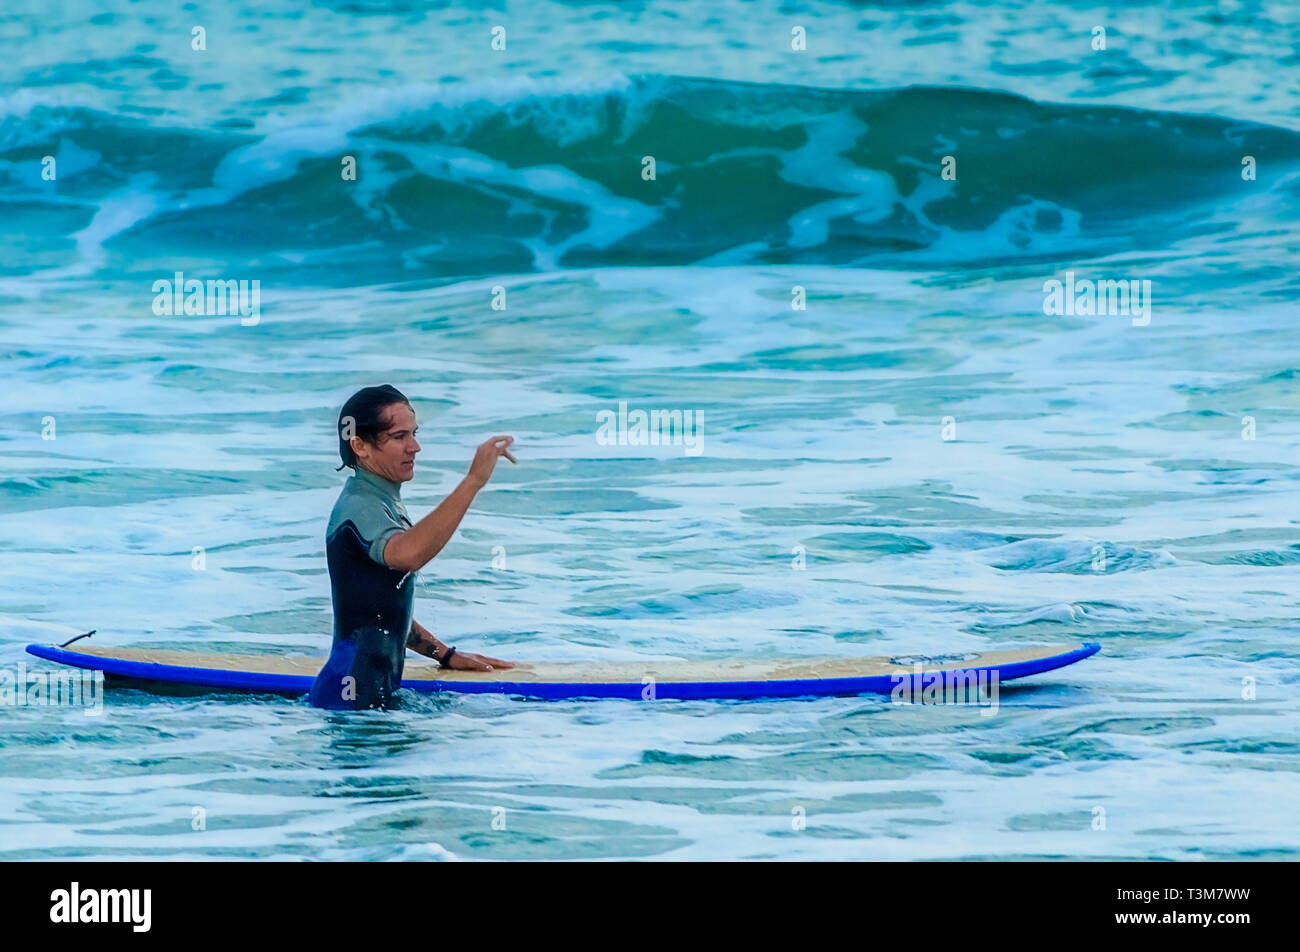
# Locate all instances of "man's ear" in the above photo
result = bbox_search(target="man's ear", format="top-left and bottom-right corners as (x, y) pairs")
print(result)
(350, 435), (368, 460)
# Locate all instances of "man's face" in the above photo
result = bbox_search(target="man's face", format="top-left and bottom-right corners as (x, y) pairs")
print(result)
(353, 402), (420, 483)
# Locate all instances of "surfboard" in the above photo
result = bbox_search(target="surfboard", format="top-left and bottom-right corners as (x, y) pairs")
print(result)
(24, 641), (1099, 701)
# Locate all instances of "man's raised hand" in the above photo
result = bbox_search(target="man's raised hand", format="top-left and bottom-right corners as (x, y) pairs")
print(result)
(468, 435), (516, 488)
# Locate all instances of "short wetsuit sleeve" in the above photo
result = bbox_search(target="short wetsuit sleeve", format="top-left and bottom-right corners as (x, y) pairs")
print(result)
(329, 489), (410, 568)
(367, 523), (404, 567)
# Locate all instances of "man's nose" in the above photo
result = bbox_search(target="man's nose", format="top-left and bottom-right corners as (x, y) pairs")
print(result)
(411, 438), (421, 453)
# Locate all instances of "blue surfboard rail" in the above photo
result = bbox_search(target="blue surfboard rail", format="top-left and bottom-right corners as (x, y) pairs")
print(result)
(25, 642), (1100, 701)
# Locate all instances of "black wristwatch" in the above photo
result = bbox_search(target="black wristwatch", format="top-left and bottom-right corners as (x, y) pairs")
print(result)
(438, 646), (457, 669)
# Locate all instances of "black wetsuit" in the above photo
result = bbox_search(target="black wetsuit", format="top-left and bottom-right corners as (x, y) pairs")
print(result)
(309, 467), (415, 710)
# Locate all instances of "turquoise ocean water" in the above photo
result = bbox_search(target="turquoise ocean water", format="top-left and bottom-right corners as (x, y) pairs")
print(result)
(2, 0), (1299, 859)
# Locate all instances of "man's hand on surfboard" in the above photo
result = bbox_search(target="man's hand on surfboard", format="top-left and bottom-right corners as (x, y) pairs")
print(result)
(468, 435), (517, 489)
(447, 650), (515, 672)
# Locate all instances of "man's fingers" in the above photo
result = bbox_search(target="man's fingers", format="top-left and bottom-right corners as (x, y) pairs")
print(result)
(488, 435), (518, 463)
(466, 652), (513, 669)
(450, 652), (515, 672)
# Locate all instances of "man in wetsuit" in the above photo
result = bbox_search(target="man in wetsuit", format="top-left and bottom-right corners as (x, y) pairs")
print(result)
(309, 384), (515, 710)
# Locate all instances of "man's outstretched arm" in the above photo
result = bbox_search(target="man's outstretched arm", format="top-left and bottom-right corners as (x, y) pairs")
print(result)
(382, 435), (516, 573)
(406, 619), (447, 660)
(406, 619), (514, 671)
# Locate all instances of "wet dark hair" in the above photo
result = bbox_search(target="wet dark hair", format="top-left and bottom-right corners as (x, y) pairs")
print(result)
(336, 384), (411, 470)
